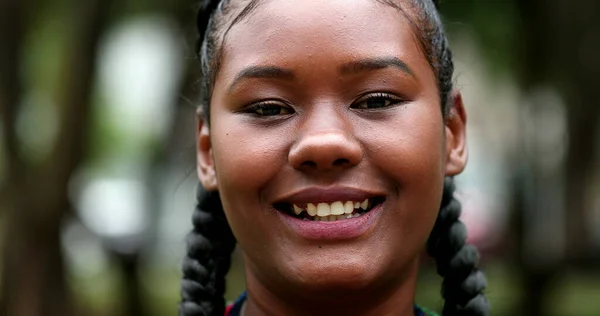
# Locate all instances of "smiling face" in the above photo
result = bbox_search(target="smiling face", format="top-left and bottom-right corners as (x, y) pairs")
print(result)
(197, 0), (467, 313)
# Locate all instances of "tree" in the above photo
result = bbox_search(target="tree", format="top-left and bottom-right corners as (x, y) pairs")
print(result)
(515, 0), (600, 314)
(0, 0), (111, 315)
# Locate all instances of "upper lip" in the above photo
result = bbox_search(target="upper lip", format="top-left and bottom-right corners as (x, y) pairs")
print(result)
(272, 186), (385, 205)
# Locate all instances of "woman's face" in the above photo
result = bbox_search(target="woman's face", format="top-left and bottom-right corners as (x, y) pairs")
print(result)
(197, 0), (467, 305)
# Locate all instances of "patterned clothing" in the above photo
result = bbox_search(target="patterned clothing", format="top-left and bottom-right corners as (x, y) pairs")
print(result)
(224, 292), (439, 316)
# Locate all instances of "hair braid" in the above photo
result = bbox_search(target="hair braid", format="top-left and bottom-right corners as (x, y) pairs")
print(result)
(180, 186), (236, 316)
(427, 178), (490, 315)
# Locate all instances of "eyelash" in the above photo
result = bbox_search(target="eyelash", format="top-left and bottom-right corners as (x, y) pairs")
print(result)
(244, 101), (294, 116)
(351, 92), (405, 110)
(243, 92), (403, 117)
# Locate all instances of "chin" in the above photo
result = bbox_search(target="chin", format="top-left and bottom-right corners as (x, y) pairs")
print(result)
(288, 254), (382, 293)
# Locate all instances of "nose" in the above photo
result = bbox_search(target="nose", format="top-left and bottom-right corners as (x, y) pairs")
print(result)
(288, 119), (362, 172)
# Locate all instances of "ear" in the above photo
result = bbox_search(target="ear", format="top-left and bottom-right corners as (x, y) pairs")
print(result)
(197, 115), (218, 190)
(444, 91), (468, 176)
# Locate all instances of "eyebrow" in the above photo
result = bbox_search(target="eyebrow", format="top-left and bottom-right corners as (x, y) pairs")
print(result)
(339, 57), (415, 77)
(228, 65), (295, 92)
(227, 56), (415, 92)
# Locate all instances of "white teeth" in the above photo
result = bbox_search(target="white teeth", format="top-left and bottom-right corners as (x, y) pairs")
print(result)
(307, 203), (317, 216)
(290, 199), (373, 221)
(293, 204), (303, 215)
(344, 201), (354, 214)
(317, 203), (331, 216)
(360, 199), (369, 210)
(330, 201), (345, 215)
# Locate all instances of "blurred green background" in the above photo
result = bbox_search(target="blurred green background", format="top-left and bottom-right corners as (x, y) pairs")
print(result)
(1, 0), (599, 315)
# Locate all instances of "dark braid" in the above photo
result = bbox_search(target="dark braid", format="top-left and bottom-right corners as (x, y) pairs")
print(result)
(180, 187), (236, 316)
(415, 1), (490, 313)
(180, 3), (237, 315)
(427, 178), (490, 315)
(187, 0), (489, 315)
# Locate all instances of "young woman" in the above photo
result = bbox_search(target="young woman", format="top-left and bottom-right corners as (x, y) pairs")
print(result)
(180, 0), (489, 315)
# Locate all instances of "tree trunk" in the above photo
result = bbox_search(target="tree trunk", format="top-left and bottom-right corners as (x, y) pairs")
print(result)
(0, 0), (25, 183)
(0, 0), (111, 315)
(514, 0), (600, 314)
(1, 208), (73, 316)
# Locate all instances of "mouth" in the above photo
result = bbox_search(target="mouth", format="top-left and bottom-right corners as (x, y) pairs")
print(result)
(273, 197), (386, 222)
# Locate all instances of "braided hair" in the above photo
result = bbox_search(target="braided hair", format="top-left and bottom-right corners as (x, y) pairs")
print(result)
(181, 0), (489, 315)
(428, 179), (489, 315)
(180, 188), (236, 316)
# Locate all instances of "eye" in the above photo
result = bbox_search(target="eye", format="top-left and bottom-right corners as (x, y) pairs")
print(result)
(246, 101), (294, 116)
(351, 92), (404, 110)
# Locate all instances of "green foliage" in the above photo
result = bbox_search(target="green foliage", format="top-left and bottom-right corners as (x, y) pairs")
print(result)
(442, 0), (520, 78)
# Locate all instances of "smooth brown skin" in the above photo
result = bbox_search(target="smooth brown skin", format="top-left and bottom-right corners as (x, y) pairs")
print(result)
(197, 0), (468, 315)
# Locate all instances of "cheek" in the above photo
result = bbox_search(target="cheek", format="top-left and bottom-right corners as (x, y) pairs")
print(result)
(209, 111), (290, 235)
(364, 102), (446, 182)
(212, 122), (289, 187)
(364, 102), (445, 245)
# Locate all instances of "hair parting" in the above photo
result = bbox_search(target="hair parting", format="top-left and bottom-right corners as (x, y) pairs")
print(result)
(182, 0), (489, 315)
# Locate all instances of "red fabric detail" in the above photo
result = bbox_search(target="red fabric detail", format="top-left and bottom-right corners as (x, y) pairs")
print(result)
(224, 303), (234, 316)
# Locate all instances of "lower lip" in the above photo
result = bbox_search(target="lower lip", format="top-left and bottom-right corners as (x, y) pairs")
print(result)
(277, 204), (383, 240)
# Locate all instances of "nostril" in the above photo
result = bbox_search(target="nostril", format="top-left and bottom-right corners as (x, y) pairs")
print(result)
(290, 135), (363, 171)
(298, 158), (351, 170)
(301, 161), (317, 168)
(333, 158), (350, 166)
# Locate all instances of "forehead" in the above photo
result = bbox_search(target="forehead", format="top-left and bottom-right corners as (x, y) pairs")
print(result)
(218, 0), (431, 81)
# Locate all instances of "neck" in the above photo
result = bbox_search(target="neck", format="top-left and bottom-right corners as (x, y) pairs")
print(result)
(242, 259), (420, 316)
